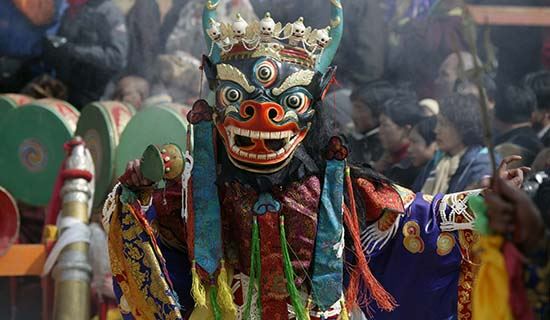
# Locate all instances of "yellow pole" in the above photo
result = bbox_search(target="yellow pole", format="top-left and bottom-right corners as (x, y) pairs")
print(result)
(52, 141), (94, 320)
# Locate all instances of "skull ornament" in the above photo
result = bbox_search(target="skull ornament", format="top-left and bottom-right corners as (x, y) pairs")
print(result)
(289, 17), (307, 46)
(232, 14), (248, 40)
(314, 27), (332, 48)
(260, 12), (276, 38)
(207, 18), (222, 42)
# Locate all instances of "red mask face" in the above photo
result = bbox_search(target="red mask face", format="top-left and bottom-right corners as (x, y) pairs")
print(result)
(210, 57), (320, 173)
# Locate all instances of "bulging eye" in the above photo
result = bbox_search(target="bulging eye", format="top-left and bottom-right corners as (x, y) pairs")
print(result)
(254, 60), (277, 87)
(258, 67), (272, 80)
(220, 87), (243, 106)
(282, 92), (309, 112)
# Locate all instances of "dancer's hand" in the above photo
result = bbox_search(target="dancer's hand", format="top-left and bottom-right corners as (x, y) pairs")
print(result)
(118, 159), (152, 190)
(478, 156), (530, 189)
(484, 175), (544, 252)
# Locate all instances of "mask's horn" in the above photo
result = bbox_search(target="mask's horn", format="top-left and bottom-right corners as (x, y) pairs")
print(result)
(203, 0), (222, 63)
(316, 0), (344, 73)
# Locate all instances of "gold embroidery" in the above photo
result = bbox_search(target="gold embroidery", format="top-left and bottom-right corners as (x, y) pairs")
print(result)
(436, 232), (455, 256)
(402, 221), (420, 237)
(108, 203), (183, 319)
(402, 221), (425, 254)
(457, 228), (480, 320)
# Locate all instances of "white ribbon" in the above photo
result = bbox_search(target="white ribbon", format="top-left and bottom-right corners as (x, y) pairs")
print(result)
(42, 217), (91, 276)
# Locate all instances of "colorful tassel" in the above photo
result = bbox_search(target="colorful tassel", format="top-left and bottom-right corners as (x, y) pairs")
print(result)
(217, 260), (237, 315)
(340, 299), (350, 320)
(472, 235), (513, 320)
(191, 261), (207, 308)
(244, 216), (261, 318)
(280, 215), (310, 320)
(344, 167), (397, 312)
(210, 285), (222, 320)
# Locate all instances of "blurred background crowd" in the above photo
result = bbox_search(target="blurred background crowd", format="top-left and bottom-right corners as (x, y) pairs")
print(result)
(1, 0), (549, 184)
(1, 0), (550, 319)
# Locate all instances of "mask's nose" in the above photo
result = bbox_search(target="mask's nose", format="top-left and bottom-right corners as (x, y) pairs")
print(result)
(239, 100), (285, 123)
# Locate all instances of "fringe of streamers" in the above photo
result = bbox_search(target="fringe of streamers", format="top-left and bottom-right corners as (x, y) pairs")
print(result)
(280, 216), (310, 320)
(191, 261), (207, 307)
(244, 216), (261, 318)
(217, 260), (237, 316)
(344, 167), (397, 312)
(210, 285), (222, 320)
(340, 299), (350, 320)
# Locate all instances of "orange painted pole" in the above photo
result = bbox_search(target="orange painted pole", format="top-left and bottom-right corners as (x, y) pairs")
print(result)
(467, 5), (550, 27)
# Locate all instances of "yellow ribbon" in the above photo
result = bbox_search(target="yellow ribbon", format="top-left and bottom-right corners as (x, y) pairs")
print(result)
(472, 235), (513, 320)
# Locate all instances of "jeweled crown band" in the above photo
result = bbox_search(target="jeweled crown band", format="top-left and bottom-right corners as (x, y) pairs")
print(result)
(207, 12), (333, 68)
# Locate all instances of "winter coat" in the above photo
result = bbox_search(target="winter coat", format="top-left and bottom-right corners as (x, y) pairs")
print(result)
(45, 0), (127, 108)
(416, 146), (496, 194)
(124, 0), (187, 81)
(495, 126), (543, 166)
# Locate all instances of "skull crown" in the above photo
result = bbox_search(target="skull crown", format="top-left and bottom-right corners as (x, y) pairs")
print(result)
(206, 12), (333, 59)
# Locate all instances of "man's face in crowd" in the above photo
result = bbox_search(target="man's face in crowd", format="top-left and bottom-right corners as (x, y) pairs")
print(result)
(352, 99), (377, 134)
(434, 54), (459, 99)
(435, 114), (463, 155)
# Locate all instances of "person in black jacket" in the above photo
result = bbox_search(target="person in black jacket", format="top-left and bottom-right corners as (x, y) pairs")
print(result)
(43, 0), (127, 108)
(494, 85), (543, 166)
(524, 70), (550, 147)
(124, 0), (187, 82)
(375, 95), (425, 188)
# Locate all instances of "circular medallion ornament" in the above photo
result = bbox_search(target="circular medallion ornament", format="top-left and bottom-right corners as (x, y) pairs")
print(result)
(436, 232), (455, 256)
(402, 221), (421, 237)
(402, 220), (425, 254)
(403, 236), (425, 254)
(18, 138), (47, 172)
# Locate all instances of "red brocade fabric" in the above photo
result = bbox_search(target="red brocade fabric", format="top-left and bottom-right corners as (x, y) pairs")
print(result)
(220, 176), (320, 285)
(257, 213), (288, 320)
(152, 181), (188, 251)
(355, 178), (405, 222)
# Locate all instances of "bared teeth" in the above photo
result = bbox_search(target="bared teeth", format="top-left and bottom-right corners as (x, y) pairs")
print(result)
(225, 126), (301, 161)
(227, 126), (294, 140)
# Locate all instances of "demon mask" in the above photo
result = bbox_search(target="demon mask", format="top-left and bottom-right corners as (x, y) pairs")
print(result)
(202, 6), (343, 174)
